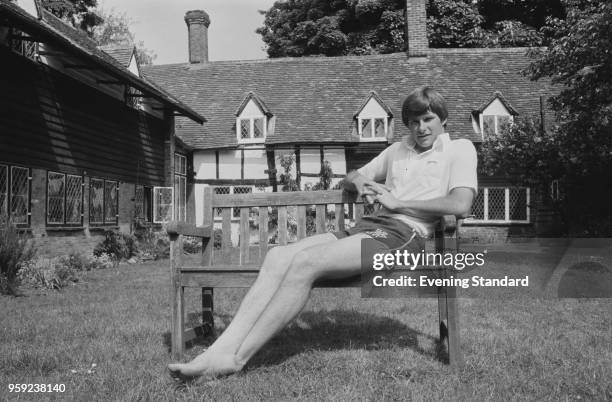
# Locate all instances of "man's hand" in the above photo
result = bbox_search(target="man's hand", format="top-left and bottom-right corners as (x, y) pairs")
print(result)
(346, 171), (391, 204)
(369, 186), (400, 211)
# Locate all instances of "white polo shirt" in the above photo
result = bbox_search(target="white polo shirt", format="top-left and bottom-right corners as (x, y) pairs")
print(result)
(358, 133), (478, 237)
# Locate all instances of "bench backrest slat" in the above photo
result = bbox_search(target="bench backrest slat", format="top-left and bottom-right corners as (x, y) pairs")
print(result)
(202, 186), (214, 266)
(297, 205), (307, 240)
(278, 206), (288, 246)
(258, 207), (269, 263)
(239, 207), (250, 264)
(315, 204), (326, 234)
(335, 204), (345, 232)
(222, 208), (232, 263)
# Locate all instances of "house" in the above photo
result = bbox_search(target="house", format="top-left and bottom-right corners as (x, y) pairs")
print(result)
(143, 0), (559, 242)
(0, 0), (205, 256)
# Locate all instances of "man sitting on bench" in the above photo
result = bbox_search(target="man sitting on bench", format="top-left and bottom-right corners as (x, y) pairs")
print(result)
(168, 86), (478, 379)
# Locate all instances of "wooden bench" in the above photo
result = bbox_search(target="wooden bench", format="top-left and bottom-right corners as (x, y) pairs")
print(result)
(167, 187), (464, 367)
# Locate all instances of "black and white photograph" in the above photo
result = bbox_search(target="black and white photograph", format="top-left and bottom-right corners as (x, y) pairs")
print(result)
(1, 0), (610, 400)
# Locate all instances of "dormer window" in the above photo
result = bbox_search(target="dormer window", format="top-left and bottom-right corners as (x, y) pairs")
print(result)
(355, 92), (392, 142)
(238, 116), (266, 142)
(473, 91), (518, 139)
(235, 92), (271, 144)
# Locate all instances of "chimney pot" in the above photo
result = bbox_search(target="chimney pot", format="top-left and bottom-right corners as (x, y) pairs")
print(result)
(184, 10), (210, 63)
(406, 0), (428, 57)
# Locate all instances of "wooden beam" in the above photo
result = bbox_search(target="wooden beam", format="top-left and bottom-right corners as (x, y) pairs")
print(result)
(126, 94), (154, 98)
(63, 63), (99, 70)
(97, 79), (123, 85)
(37, 50), (67, 57)
(9, 35), (40, 42)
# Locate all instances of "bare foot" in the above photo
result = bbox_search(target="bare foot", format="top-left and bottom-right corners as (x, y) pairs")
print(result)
(168, 353), (243, 381)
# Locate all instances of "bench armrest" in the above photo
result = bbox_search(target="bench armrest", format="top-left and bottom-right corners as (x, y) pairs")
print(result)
(437, 214), (467, 236)
(166, 221), (212, 239)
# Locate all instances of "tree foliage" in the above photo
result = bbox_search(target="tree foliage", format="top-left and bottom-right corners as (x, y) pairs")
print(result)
(481, 1), (612, 233)
(256, 0), (566, 57)
(41, 0), (102, 33)
(91, 9), (156, 65)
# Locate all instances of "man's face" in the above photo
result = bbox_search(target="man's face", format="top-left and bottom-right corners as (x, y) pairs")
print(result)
(407, 110), (446, 152)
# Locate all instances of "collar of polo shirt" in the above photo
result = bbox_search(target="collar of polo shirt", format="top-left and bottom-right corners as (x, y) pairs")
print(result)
(404, 133), (450, 153)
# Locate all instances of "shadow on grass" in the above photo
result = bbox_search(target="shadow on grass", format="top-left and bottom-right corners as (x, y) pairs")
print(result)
(163, 310), (448, 367)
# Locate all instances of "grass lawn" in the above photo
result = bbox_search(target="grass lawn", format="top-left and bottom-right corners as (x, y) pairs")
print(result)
(1, 250), (610, 401)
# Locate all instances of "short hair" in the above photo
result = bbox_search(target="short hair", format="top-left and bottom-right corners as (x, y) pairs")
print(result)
(401, 86), (448, 126)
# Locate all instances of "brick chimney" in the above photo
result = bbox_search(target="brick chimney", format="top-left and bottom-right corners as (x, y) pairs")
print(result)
(184, 10), (210, 63)
(406, 0), (428, 57)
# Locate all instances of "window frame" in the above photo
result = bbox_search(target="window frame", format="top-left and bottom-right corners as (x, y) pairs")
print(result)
(153, 186), (174, 224)
(0, 164), (32, 227)
(174, 153), (188, 222)
(357, 116), (388, 141)
(464, 186), (530, 224)
(46, 171), (84, 227)
(236, 116), (267, 144)
(89, 177), (119, 226)
(479, 113), (513, 139)
(9, 28), (38, 61)
(134, 185), (153, 223)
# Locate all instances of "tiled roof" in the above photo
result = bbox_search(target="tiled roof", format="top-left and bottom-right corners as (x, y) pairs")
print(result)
(99, 45), (134, 68)
(0, 1), (204, 123)
(143, 48), (554, 149)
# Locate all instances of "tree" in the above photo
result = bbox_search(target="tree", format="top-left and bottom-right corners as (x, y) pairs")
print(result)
(41, 0), (102, 33)
(91, 9), (157, 65)
(481, 1), (612, 234)
(256, 0), (567, 57)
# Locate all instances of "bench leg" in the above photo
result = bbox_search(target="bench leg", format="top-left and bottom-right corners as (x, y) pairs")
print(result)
(201, 288), (214, 335)
(171, 284), (185, 360)
(437, 285), (463, 368)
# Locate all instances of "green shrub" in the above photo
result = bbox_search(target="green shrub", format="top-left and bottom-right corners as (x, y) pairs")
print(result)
(18, 257), (78, 290)
(136, 231), (170, 261)
(183, 236), (202, 254)
(0, 220), (35, 295)
(94, 230), (138, 260)
(86, 254), (114, 269)
(59, 252), (88, 271)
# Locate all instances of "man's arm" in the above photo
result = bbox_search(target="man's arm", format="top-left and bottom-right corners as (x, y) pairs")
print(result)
(344, 170), (390, 204)
(373, 187), (474, 218)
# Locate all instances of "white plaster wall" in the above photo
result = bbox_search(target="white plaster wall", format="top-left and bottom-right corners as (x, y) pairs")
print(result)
(243, 149), (268, 179)
(482, 98), (510, 116)
(359, 97), (388, 117)
(240, 99), (264, 117)
(218, 150), (241, 179)
(324, 147), (347, 175)
(300, 148), (321, 174)
(128, 54), (140, 76)
(194, 151), (216, 179)
(194, 183), (205, 225)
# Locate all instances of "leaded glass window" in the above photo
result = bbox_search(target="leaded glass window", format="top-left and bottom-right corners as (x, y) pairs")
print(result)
(104, 181), (118, 224)
(0, 165), (7, 221)
(47, 172), (65, 224)
(10, 166), (29, 225)
(89, 178), (104, 224)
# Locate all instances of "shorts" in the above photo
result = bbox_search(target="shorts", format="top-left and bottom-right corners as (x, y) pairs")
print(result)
(332, 212), (424, 251)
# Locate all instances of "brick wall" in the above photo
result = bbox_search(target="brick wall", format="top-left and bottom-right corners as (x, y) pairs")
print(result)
(406, 0), (428, 57)
(24, 168), (140, 257)
(184, 10), (210, 64)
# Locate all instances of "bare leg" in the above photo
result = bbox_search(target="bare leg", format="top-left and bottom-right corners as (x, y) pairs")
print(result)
(235, 234), (368, 365)
(168, 233), (368, 378)
(168, 233), (337, 377)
